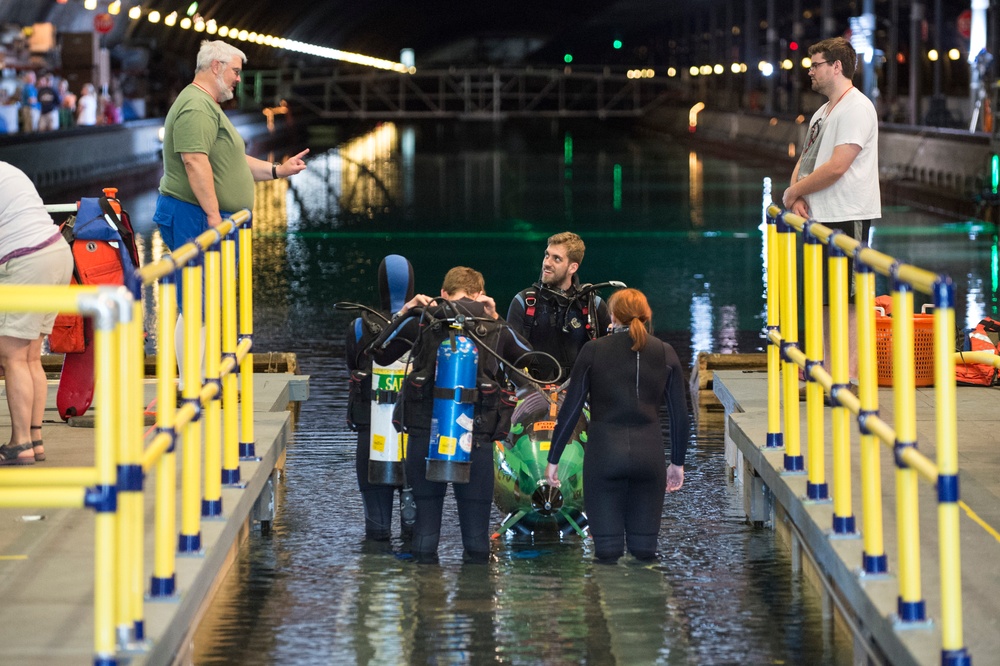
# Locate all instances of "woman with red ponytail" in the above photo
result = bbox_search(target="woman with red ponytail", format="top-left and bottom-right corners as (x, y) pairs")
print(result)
(545, 288), (689, 563)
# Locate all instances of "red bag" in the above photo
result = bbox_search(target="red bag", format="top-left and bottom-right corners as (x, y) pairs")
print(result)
(955, 317), (1000, 386)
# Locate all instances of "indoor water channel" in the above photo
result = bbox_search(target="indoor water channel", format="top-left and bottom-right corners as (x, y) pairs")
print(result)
(115, 120), (996, 664)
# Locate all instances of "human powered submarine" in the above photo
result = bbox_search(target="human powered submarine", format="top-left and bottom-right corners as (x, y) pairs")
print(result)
(493, 384), (589, 537)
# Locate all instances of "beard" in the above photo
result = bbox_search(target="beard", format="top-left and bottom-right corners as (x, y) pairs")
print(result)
(216, 72), (234, 102)
(540, 266), (568, 288)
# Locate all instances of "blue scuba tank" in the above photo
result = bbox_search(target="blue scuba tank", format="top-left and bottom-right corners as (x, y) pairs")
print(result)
(426, 331), (477, 483)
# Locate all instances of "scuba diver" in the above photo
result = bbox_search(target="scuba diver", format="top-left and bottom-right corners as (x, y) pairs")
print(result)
(369, 266), (532, 563)
(507, 231), (613, 380)
(545, 288), (689, 564)
(342, 255), (416, 542)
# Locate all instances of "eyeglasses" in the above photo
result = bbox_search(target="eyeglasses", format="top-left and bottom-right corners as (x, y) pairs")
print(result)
(215, 61), (242, 77)
(809, 60), (834, 72)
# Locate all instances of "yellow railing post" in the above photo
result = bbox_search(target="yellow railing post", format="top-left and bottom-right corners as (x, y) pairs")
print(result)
(891, 281), (926, 622)
(150, 271), (179, 597)
(110, 286), (143, 649)
(238, 216), (257, 460)
(765, 210), (783, 449)
(855, 260), (887, 573)
(776, 214), (804, 473)
(178, 253), (204, 554)
(803, 225), (828, 500)
(88, 290), (121, 666)
(932, 279), (970, 663)
(202, 234), (224, 518)
(128, 293), (146, 644)
(221, 233), (242, 485)
(827, 236), (855, 533)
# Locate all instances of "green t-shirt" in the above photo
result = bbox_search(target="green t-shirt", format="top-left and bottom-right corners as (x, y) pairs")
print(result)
(158, 84), (254, 212)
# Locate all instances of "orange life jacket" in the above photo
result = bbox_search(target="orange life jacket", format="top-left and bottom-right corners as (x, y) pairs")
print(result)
(955, 317), (1000, 386)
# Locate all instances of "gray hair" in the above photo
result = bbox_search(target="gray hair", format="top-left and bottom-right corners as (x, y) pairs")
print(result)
(195, 40), (246, 73)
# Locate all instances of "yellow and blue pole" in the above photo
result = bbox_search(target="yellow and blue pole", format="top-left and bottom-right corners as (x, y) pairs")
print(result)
(127, 291), (146, 644)
(178, 252), (204, 554)
(891, 276), (925, 622)
(150, 269), (178, 596)
(828, 236), (855, 533)
(221, 232), (242, 485)
(765, 210), (783, 448)
(777, 213), (803, 473)
(202, 235), (224, 518)
(803, 223), (827, 499)
(98, 292), (131, 651)
(111, 285), (144, 648)
(238, 215), (257, 460)
(87, 291), (120, 666)
(933, 278), (970, 665)
(854, 258), (887, 573)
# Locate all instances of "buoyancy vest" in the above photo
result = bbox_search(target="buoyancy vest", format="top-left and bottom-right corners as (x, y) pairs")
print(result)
(521, 280), (601, 342)
(346, 311), (388, 430)
(955, 317), (1000, 386)
(49, 195), (140, 354)
(393, 307), (516, 441)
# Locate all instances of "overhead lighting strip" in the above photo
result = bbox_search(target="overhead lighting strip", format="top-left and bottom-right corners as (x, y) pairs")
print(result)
(121, 4), (413, 73)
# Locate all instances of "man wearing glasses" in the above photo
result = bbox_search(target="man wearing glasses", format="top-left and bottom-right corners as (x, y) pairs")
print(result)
(154, 40), (308, 385)
(781, 36), (880, 258)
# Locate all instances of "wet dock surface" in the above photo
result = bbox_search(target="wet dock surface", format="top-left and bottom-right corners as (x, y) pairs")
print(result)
(0, 373), (307, 665)
(714, 370), (1000, 666)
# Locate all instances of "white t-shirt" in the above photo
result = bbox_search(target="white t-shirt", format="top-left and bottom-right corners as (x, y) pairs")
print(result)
(0, 161), (58, 261)
(797, 87), (881, 223)
(77, 92), (97, 126)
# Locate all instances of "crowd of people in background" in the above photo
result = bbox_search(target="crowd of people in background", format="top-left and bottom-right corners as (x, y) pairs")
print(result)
(0, 69), (122, 134)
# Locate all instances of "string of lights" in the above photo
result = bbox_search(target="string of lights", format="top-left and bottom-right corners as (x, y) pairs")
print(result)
(72, 1), (414, 73)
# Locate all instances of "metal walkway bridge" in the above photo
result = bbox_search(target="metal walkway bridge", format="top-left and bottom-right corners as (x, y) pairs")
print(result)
(241, 67), (679, 121)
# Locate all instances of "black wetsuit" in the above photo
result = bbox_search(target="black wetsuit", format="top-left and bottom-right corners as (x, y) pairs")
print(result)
(373, 298), (531, 562)
(507, 276), (611, 380)
(548, 331), (689, 561)
(345, 314), (401, 541)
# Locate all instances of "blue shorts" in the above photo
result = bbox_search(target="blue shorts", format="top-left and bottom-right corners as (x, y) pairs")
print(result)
(153, 194), (240, 313)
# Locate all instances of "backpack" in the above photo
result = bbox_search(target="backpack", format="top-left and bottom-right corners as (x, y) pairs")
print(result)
(48, 194), (140, 353)
(955, 317), (1000, 386)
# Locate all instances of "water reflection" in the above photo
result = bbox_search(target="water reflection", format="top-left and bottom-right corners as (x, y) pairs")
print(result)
(688, 150), (703, 227)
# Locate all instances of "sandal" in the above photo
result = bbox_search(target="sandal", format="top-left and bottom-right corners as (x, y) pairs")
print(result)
(0, 442), (35, 466)
(31, 425), (44, 462)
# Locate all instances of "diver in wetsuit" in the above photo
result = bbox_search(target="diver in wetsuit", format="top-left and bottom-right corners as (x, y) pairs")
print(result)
(545, 288), (688, 563)
(345, 255), (415, 541)
(371, 266), (531, 563)
(507, 231), (611, 381)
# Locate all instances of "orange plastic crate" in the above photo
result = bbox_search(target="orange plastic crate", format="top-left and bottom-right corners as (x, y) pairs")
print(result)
(875, 314), (936, 387)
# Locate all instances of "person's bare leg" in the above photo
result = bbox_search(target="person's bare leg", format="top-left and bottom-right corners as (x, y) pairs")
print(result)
(28, 336), (46, 459)
(0, 335), (36, 461)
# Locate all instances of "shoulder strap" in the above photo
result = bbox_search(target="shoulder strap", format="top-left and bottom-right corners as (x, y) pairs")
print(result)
(523, 289), (537, 329)
(98, 197), (140, 269)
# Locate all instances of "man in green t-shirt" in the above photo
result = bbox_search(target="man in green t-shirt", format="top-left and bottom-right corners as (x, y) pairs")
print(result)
(153, 39), (308, 385)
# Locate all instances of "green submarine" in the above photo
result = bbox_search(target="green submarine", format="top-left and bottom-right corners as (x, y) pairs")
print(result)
(493, 384), (589, 537)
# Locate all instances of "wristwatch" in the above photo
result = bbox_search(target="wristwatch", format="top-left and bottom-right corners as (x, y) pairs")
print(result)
(271, 162), (280, 179)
